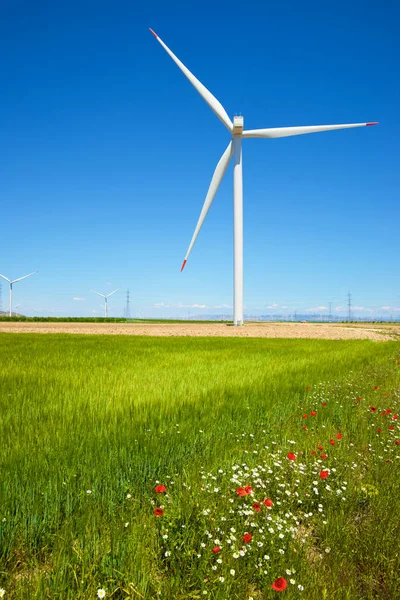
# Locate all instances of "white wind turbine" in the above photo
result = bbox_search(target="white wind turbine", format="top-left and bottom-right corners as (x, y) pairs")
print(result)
(0, 271), (38, 317)
(149, 28), (378, 326)
(90, 288), (119, 318)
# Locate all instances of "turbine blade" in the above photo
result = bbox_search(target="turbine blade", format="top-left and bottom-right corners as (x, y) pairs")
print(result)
(90, 290), (106, 298)
(150, 28), (233, 132)
(181, 141), (233, 271)
(0, 274), (11, 283)
(106, 288), (119, 298)
(242, 122), (378, 138)
(11, 270), (38, 284)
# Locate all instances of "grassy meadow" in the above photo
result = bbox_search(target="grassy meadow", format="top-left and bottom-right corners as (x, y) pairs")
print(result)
(0, 333), (399, 599)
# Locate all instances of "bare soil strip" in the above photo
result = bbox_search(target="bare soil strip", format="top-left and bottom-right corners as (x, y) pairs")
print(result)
(0, 322), (398, 340)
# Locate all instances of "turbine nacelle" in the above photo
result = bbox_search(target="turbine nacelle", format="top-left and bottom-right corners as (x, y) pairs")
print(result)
(232, 116), (244, 135)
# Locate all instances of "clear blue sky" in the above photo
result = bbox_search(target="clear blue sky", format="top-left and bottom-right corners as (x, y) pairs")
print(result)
(1, 0), (398, 318)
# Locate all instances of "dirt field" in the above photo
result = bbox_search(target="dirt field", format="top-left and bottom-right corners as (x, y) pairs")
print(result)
(0, 322), (399, 341)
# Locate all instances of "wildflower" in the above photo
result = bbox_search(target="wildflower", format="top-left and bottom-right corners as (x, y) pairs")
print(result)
(370, 407), (377, 413)
(97, 590), (106, 599)
(389, 426), (395, 431)
(395, 440), (400, 445)
(298, 584), (304, 591)
(86, 490), (92, 494)
(263, 498), (273, 508)
(212, 546), (221, 553)
(236, 487), (247, 496)
(0, 591), (5, 599)
(310, 451), (316, 456)
(244, 486), (253, 494)
(310, 411), (317, 417)
(320, 453), (328, 459)
(377, 428), (382, 433)
(155, 485), (166, 493)
(320, 470), (330, 479)
(302, 426), (307, 430)
(329, 439), (335, 446)
(302, 414), (307, 419)
(154, 508), (164, 517)
(322, 402), (327, 407)
(126, 493), (132, 499)
(336, 433), (343, 439)
(271, 577), (287, 591)
(287, 452), (296, 461)
(317, 445), (324, 451)
(219, 577), (225, 582)
(230, 569), (236, 576)
(252, 503), (261, 512)
(243, 533), (253, 543)
(373, 386), (379, 390)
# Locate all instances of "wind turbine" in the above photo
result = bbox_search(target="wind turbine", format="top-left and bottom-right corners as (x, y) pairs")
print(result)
(0, 271), (38, 317)
(149, 28), (378, 326)
(90, 288), (119, 318)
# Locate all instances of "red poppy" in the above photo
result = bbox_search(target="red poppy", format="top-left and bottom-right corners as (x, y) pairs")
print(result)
(236, 487), (247, 496)
(287, 452), (296, 461)
(317, 445), (324, 451)
(155, 485), (166, 493)
(252, 503), (261, 512)
(377, 428), (382, 433)
(322, 402), (327, 407)
(393, 415), (399, 420)
(373, 386), (379, 390)
(389, 426), (395, 431)
(243, 533), (253, 543)
(302, 425), (307, 430)
(386, 459), (391, 463)
(336, 433), (343, 439)
(310, 411), (317, 417)
(357, 397), (362, 401)
(263, 498), (273, 508)
(370, 407), (377, 413)
(381, 411), (387, 416)
(395, 440), (400, 445)
(320, 470), (329, 479)
(302, 414), (307, 419)
(329, 439), (335, 446)
(154, 508), (164, 517)
(244, 486), (253, 495)
(310, 450), (316, 456)
(386, 409), (392, 414)
(306, 386), (310, 390)
(212, 546), (221, 553)
(271, 577), (287, 592)
(320, 453), (328, 459)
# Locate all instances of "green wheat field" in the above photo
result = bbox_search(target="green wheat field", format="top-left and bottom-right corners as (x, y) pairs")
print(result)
(1, 333), (399, 599)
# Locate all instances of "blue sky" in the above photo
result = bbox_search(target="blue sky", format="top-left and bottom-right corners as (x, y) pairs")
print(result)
(0, 0), (399, 318)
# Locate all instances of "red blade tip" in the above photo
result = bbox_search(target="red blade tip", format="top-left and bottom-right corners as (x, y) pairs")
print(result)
(180, 259), (187, 272)
(366, 122), (378, 126)
(149, 28), (158, 38)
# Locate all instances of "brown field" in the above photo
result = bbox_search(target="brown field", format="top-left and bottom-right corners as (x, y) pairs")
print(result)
(0, 321), (399, 340)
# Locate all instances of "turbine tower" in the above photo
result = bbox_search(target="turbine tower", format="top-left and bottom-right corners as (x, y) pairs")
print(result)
(0, 271), (38, 317)
(149, 29), (378, 326)
(90, 288), (119, 318)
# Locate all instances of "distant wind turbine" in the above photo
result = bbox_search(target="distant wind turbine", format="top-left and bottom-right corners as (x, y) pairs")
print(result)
(0, 271), (38, 317)
(90, 288), (119, 318)
(149, 28), (378, 326)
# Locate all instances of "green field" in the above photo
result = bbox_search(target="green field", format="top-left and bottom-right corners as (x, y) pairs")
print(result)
(0, 334), (399, 599)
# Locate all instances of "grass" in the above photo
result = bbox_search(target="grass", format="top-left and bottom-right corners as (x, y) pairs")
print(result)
(0, 333), (399, 599)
